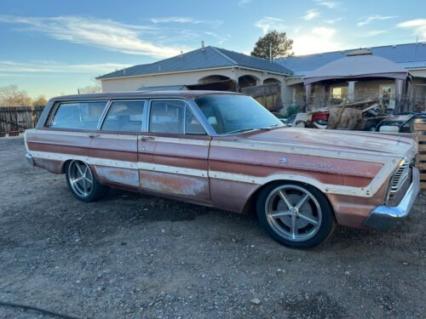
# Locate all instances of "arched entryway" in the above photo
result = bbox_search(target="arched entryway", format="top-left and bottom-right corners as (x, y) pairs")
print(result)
(198, 75), (231, 84)
(238, 75), (259, 89)
(189, 74), (236, 91)
(263, 78), (281, 85)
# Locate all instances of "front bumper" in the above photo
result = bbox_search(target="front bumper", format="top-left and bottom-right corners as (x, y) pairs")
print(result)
(364, 167), (420, 231)
(25, 152), (35, 166)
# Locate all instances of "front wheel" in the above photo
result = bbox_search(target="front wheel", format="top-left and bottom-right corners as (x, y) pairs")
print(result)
(65, 160), (107, 202)
(256, 182), (335, 248)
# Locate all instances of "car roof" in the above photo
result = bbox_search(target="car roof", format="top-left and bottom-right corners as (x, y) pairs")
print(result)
(50, 90), (241, 102)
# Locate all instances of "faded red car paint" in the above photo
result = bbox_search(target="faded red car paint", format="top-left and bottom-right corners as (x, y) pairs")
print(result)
(24, 91), (419, 231)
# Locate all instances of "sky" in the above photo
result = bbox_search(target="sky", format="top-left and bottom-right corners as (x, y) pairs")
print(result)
(0, 0), (426, 98)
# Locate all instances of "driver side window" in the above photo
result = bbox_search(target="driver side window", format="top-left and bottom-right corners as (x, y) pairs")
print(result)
(149, 100), (205, 135)
(149, 100), (184, 134)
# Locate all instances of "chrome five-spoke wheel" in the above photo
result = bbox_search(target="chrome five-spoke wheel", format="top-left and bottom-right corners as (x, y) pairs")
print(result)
(257, 183), (335, 248)
(68, 160), (94, 198)
(266, 185), (322, 242)
(65, 160), (106, 202)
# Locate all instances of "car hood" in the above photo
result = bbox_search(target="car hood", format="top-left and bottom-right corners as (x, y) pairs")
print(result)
(241, 128), (417, 161)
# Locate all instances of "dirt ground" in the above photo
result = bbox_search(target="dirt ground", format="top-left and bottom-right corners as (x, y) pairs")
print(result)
(0, 137), (425, 319)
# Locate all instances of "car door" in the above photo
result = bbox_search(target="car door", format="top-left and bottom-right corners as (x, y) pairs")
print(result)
(138, 99), (211, 203)
(89, 99), (146, 189)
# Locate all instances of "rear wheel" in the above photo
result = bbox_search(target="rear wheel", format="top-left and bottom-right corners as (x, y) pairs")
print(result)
(256, 182), (335, 248)
(65, 160), (106, 202)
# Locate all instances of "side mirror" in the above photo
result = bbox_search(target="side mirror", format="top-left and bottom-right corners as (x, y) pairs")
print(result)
(208, 116), (218, 126)
(379, 125), (400, 133)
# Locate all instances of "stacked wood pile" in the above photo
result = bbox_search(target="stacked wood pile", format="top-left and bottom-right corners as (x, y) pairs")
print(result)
(0, 106), (44, 137)
(414, 117), (426, 191)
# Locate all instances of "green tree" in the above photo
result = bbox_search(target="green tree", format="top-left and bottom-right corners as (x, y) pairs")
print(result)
(251, 31), (294, 60)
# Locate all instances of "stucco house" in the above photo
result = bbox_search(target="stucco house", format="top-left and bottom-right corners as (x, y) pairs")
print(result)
(97, 46), (291, 97)
(97, 42), (426, 113)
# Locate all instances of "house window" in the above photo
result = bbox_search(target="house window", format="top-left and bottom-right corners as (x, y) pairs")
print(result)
(331, 87), (348, 100)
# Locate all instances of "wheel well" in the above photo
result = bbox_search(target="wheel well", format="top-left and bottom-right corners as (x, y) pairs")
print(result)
(242, 180), (335, 219)
(62, 160), (72, 173)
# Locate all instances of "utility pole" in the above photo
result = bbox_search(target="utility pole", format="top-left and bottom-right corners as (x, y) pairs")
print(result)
(269, 42), (272, 61)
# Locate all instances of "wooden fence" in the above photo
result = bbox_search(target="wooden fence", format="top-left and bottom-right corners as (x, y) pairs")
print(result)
(241, 83), (282, 111)
(414, 118), (426, 191)
(0, 106), (44, 137)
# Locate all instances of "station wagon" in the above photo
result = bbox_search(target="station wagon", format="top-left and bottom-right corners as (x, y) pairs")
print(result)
(24, 91), (420, 248)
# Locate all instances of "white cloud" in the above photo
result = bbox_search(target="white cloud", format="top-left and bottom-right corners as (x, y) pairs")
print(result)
(150, 16), (222, 27)
(303, 9), (320, 21)
(255, 17), (287, 34)
(238, 0), (253, 7)
(204, 31), (231, 45)
(0, 15), (186, 58)
(315, 0), (339, 9)
(357, 15), (396, 27)
(0, 60), (131, 74)
(397, 19), (426, 40)
(360, 29), (388, 37)
(324, 17), (343, 24)
(291, 26), (344, 55)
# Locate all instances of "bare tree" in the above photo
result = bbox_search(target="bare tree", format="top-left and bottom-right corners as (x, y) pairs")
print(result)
(78, 84), (102, 94)
(32, 95), (48, 107)
(0, 85), (32, 107)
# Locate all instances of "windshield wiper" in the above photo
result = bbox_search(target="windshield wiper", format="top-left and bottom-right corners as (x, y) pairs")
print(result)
(226, 128), (259, 134)
(259, 123), (282, 130)
(226, 124), (282, 135)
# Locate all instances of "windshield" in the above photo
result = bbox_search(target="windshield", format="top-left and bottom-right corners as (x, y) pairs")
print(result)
(195, 95), (283, 134)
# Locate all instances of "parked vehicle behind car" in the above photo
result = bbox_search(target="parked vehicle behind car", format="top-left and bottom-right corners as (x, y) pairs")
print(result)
(271, 112), (296, 127)
(376, 113), (426, 133)
(25, 91), (420, 248)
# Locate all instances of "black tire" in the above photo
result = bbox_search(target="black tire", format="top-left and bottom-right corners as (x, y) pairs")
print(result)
(256, 182), (335, 249)
(65, 160), (107, 202)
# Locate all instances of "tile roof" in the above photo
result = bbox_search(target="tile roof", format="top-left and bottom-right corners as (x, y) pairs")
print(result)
(97, 46), (292, 80)
(276, 42), (426, 76)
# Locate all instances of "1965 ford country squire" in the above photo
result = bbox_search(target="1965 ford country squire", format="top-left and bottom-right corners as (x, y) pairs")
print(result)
(24, 91), (420, 248)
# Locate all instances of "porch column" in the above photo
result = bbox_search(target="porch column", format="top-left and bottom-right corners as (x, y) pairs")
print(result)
(395, 79), (404, 113)
(347, 81), (356, 102)
(304, 84), (312, 112)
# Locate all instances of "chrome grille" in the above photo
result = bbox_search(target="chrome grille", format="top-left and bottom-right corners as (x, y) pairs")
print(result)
(389, 159), (411, 197)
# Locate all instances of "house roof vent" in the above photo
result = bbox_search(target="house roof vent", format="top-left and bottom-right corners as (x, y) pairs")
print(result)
(345, 48), (372, 56)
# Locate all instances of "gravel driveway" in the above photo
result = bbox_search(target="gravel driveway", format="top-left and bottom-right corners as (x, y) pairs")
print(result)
(0, 137), (425, 319)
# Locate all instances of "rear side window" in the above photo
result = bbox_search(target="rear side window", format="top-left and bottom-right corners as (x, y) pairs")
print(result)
(101, 100), (145, 132)
(149, 100), (185, 134)
(49, 101), (106, 130)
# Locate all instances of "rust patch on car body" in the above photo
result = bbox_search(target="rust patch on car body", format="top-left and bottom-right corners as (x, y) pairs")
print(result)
(140, 171), (209, 200)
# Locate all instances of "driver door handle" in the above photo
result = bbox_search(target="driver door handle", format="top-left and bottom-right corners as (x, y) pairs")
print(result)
(140, 136), (155, 142)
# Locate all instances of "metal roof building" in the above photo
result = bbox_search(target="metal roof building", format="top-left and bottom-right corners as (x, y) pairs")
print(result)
(98, 46), (291, 80)
(276, 42), (426, 76)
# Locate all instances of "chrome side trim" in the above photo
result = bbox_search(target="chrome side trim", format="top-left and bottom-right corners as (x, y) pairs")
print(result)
(29, 150), (385, 197)
(364, 168), (420, 231)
